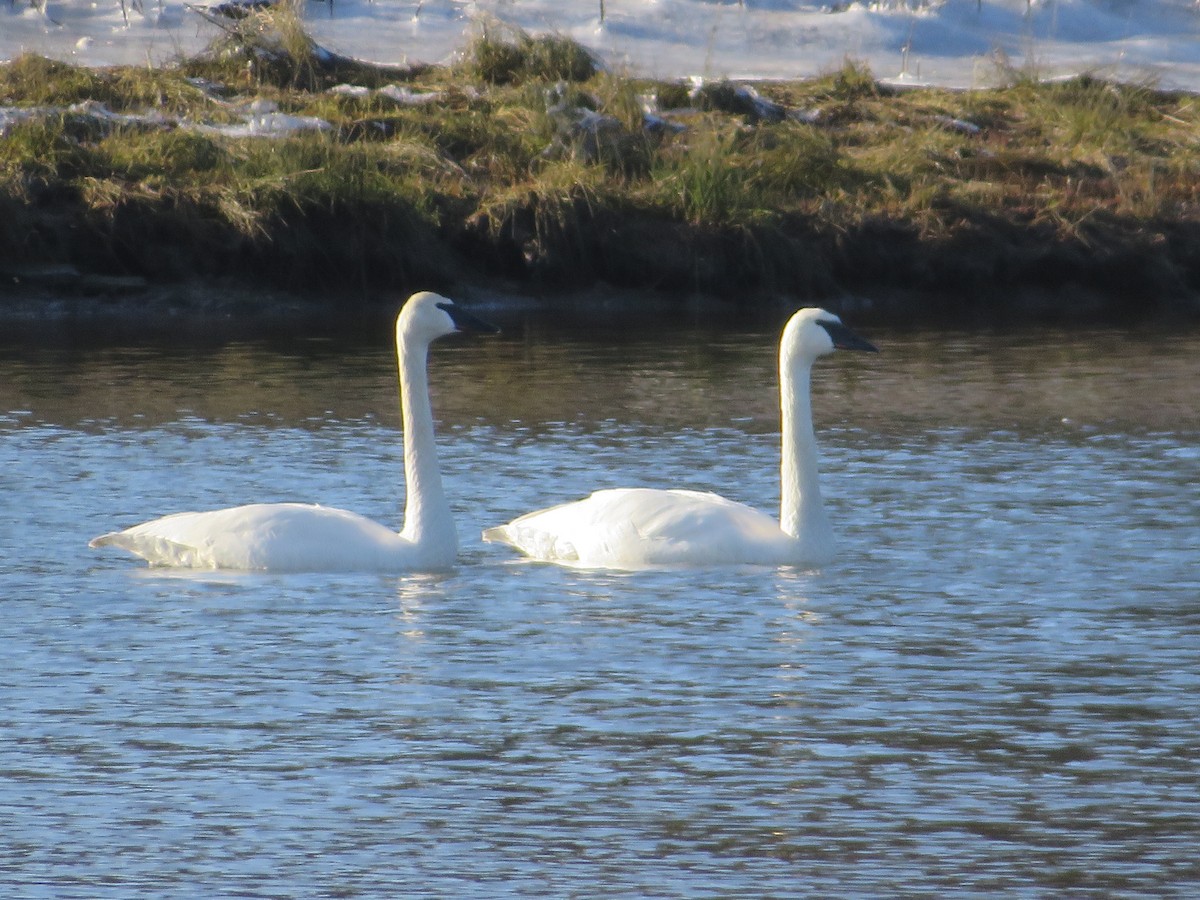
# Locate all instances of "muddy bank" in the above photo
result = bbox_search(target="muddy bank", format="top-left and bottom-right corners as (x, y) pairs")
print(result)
(5, 199), (1196, 327)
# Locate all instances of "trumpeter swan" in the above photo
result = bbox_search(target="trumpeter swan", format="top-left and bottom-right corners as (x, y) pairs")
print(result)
(482, 307), (877, 569)
(90, 291), (498, 572)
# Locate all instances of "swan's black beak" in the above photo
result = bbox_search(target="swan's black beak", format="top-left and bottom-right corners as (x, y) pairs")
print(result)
(820, 320), (878, 353)
(438, 302), (500, 335)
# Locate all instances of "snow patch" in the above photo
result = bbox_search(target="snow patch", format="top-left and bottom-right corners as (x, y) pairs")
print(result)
(1, 1), (1198, 90)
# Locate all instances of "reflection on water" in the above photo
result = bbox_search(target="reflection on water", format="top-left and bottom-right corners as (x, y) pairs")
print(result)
(1, 308), (1197, 896)
(3, 310), (1197, 433)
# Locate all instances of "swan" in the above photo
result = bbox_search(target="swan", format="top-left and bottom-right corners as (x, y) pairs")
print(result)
(482, 307), (877, 569)
(89, 291), (498, 572)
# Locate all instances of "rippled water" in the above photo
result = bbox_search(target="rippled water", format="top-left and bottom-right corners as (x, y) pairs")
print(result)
(2, 306), (1198, 897)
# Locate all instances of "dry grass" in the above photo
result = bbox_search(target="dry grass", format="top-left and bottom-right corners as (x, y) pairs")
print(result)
(1, 23), (1198, 317)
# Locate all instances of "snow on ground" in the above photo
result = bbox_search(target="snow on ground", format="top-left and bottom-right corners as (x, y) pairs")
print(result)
(2, 0), (1200, 90)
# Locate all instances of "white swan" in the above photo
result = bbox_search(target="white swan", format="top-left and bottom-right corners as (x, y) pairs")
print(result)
(90, 291), (498, 572)
(482, 307), (877, 569)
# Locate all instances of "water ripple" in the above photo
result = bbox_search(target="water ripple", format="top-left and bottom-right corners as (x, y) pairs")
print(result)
(2, 328), (1198, 896)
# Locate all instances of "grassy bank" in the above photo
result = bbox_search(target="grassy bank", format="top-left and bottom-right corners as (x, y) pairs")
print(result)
(2, 9), (1199, 322)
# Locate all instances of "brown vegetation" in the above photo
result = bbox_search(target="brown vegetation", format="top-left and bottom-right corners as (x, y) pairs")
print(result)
(1, 11), (1198, 321)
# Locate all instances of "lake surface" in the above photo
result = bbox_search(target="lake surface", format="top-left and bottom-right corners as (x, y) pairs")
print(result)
(1, 302), (1197, 897)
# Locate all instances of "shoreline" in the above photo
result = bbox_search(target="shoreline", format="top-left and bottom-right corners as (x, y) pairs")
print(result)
(4, 277), (1196, 345)
(3, 20), (1199, 328)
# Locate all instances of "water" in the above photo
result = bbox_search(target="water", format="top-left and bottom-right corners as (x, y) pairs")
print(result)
(2, 306), (1198, 897)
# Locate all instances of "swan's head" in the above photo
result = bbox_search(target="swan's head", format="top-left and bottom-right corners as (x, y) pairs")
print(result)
(782, 307), (878, 367)
(398, 291), (500, 344)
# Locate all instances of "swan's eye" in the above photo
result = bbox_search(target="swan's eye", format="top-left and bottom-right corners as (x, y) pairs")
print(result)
(816, 319), (841, 336)
(817, 319), (879, 353)
(437, 302), (500, 335)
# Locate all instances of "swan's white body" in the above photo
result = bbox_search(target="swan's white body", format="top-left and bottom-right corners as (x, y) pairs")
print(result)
(90, 292), (497, 572)
(482, 308), (877, 570)
(92, 502), (438, 572)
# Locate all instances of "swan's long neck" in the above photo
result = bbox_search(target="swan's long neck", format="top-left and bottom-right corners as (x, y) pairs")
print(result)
(397, 336), (456, 552)
(779, 358), (830, 542)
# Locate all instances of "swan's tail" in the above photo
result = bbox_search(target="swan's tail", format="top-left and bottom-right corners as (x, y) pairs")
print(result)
(90, 531), (209, 567)
(480, 525), (512, 545)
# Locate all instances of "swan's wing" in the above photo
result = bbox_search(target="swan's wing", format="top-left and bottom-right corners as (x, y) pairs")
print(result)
(90, 502), (417, 571)
(484, 488), (793, 568)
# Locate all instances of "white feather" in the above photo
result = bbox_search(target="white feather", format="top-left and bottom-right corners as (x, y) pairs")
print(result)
(90, 292), (495, 572)
(483, 308), (877, 570)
